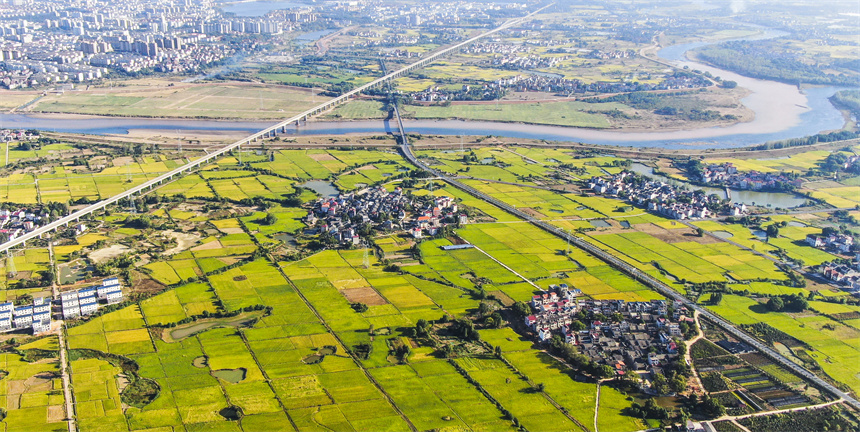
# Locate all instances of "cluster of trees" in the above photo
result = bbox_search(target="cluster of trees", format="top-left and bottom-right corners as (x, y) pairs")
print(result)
(695, 41), (859, 86)
(93, 253), (135, 277)
(753, 130), (858, 151)
(449, 318), (481, 342)
(766, 293), (809, 312)
(624, 398), (669, 420)
(830, 90), (860, 119)
(820, 152), (859, 174)
(654, 107), (737, 122)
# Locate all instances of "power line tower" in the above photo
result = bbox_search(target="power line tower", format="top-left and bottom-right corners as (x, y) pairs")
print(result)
(238, 144), (243, 166)
(177, 130), (182, 153)
(362, 240), (370, 269)
(126, 161), (132, 183)
(6, 251), (16, 278)
(129, 195), (137, 215)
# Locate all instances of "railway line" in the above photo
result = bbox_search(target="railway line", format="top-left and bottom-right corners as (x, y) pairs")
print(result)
(390, 85), (860, 412)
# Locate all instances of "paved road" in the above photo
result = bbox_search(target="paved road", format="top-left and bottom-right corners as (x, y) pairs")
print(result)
(48, 243), (76, 432)
(391, 93), (860, 411)
(0, 3), (553, 256)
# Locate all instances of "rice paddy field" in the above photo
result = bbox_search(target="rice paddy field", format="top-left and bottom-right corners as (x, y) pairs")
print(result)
(0, 340), (66, 432)
(0, 156), (190, 204)
(8, 141), (856, 432)
(588, 230), (788, 284)
(693, 220), (839, 267)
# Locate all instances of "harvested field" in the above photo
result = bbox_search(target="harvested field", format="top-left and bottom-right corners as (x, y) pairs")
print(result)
(191, 240), (224, 251)
(46, 405), (64, 423)
(636, 223), (721, 244)
(519, 207), (547, 218)
(341, 287), (388, 306)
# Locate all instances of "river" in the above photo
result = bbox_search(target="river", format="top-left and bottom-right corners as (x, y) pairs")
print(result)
(1, 27), (855, 149)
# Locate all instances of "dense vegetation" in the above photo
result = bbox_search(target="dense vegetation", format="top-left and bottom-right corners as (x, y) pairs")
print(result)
(830, 90), (860, 119)
(695, 40), (859, 86)
(738, 406), (856, 432)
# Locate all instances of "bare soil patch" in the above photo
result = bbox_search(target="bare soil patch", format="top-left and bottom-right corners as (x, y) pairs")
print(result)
(89, 244), (132, 264)
(233, 275), (248, 282)
(192, 240), (224, 251)
(218, 256), (246, 266)
(132, 274), (167, 296)
(12, 271), (31, 280)
(355, 164), (377, 171)
(163, 231), (201, 256)
(341, 287), (388, 306)
(219, 227), (245, 235)
(46, 405), (64, 423)
(6, 380), (26, 395)
(488, 290), (515, 307)
(309, 153), (336, 161)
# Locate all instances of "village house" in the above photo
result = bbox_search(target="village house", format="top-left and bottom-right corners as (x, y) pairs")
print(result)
(526, 286), (686, 377)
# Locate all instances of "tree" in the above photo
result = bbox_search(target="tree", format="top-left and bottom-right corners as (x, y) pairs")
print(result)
(766, 224), (780, 238)
(711, 292), (723, 305)
(569, 320), (586, 331)
(696, 227), (705, 237)
(669, 373), (687, 393)
(652, 373), (668, 394)
(767, 296), (785, 312)
(262, 213), (278, 225)
(598, 365), (615, 379)
(513, 301), (531, 317)
(701, 394), (726, 418)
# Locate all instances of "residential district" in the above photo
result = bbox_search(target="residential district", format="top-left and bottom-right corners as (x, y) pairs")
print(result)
(0, 277), (123, 335)
(306, 186), (466, 244)
(588, 172), (747, 220)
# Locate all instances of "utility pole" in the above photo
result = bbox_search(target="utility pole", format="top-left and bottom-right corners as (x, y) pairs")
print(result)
(362, 240), (370, 269)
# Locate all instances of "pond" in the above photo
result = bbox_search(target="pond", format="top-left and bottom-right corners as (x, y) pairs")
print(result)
(212, 368), (247, 384)
(619, 221), (631, 228)
(303, 345), (338, 364)
(787, 221), (807, 227)
(751, 229), (768, 241)
(712, 231), (734, 239)
(301, 180), (340, 197)
(273, 233), (298, 248)
(590, 219), (611, 228)
(628, 163), (807, 208)
(168, 316), (258, 341)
